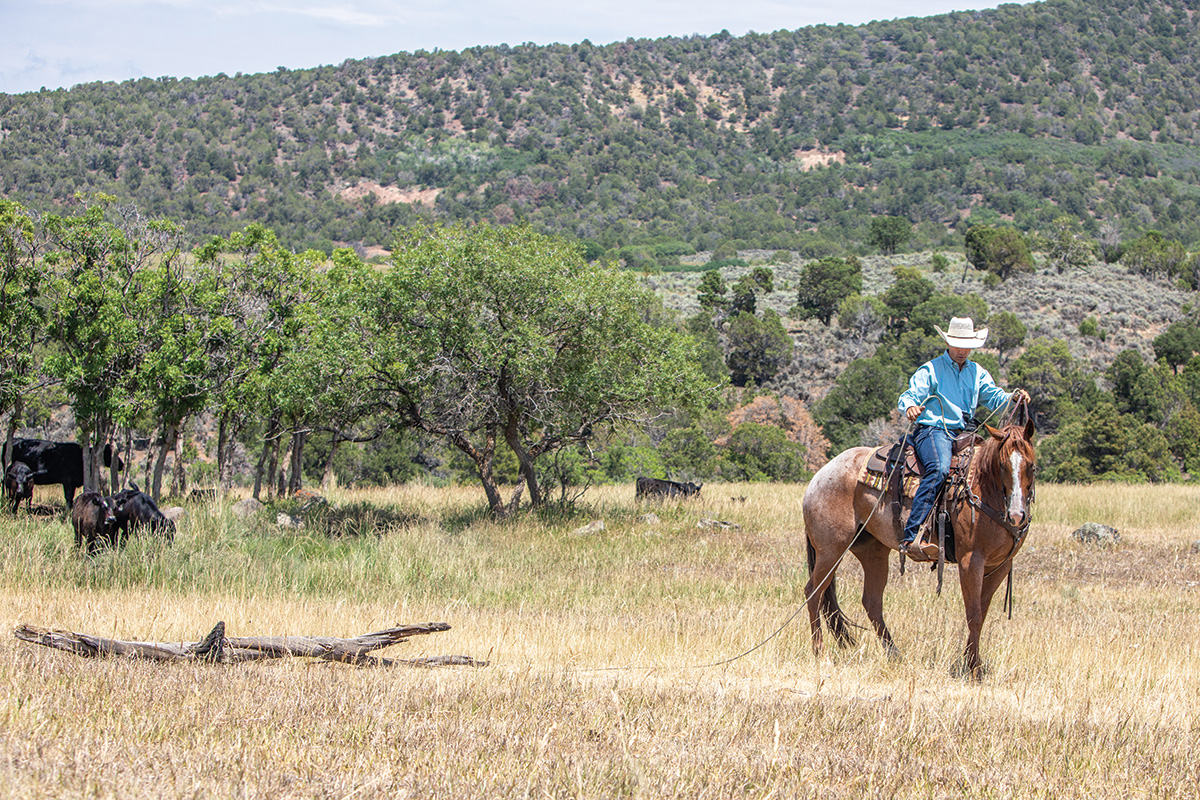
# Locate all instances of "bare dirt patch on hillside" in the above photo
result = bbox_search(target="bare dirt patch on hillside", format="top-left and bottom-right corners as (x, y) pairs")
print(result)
(339, 183), (441, 206)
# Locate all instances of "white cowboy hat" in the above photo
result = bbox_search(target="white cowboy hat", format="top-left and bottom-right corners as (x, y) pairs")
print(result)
(935, 317), (988, 349)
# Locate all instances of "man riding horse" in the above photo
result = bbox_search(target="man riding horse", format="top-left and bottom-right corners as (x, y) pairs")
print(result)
(897, 317), (1031, 561)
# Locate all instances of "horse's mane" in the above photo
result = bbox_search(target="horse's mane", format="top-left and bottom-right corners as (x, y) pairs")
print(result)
(974, 424), (1035, 493)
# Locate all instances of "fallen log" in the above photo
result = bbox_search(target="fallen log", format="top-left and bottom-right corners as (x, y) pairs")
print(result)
(14, 621), (488, 667)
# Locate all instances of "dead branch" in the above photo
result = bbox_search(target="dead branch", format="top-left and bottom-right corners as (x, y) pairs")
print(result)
(14, 621), (488, 667)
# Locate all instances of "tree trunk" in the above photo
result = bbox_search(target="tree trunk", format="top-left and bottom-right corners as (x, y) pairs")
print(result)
(14, 622), (483, 667)
(253, 415), (280, 501)
(3, 395), (22, 472)
(216, 413), (228, 492)
(110, 428), (129, 494)
(288, 428), (307, 494)
(152, 422), (177, 503)
(171, 423), (187, 497)
(267, 430), (285, 500)
(503, 415), (543, 510)
(321, 433), (340, 492)
(82, 415), (113, 493)
(451, 426), (507, 519)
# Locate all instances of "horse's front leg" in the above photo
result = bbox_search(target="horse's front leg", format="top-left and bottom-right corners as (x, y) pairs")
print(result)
(853, 535), (900, 659)
(958, 549), (987, 681)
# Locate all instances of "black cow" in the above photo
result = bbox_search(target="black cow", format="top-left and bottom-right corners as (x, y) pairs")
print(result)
(111, 484), (175, 543)
(635, 476), (702, 500)
(71, 491), (119, 553)
(4, 461), (35, 514)
(2, 438), (123, 508)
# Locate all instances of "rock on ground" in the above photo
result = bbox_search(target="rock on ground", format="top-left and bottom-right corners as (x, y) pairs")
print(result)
(1071, 522), (1120, 547)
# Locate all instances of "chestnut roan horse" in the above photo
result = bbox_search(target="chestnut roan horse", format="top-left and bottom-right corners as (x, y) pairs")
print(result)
(801, 420), (1036, 680)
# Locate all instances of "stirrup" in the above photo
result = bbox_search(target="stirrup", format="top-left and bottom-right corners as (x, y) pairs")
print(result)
(900, 539), (939, 562)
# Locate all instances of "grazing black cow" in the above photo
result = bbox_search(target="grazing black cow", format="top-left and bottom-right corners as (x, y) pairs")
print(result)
(4, 461), (35, 514)
(2, 438), (123, 508)
(635, 476), (703, 500)
(111, 484), (175, 543)
(71, 491), (119, 553)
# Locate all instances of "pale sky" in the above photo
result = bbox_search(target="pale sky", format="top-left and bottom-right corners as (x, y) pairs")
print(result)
(1, 0), (1027, 96)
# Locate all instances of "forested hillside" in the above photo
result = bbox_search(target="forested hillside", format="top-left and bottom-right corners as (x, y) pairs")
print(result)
(2, 0), (1200, 260)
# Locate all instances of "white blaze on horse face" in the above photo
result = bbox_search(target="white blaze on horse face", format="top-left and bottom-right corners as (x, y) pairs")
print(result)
(1008, 449), (1026, 524)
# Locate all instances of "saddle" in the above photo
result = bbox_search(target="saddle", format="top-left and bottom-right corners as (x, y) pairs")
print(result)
(860, 430), (980, 498)
(859, 430), (982, 563)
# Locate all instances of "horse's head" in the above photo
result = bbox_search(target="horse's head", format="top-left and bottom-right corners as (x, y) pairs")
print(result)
(982, 420), (1036, 529)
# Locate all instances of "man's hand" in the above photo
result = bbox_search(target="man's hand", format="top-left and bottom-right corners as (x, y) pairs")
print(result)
(905, 404), (924, 422)
(1011, 388), (1031, 404)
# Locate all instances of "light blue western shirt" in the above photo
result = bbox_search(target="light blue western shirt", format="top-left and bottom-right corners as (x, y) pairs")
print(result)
(897, 351), (1012, 431)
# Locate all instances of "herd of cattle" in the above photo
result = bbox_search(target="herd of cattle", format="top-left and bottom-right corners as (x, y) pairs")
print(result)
(2, 437), (174, 554)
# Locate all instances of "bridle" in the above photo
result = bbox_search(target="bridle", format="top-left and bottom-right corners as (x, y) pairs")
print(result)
(963, 418), (1036, 618)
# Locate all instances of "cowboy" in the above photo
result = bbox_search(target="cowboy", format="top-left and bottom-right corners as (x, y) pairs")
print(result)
(896, 317), (1030, 559)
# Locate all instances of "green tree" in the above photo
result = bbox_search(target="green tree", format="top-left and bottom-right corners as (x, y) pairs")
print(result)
(697, 269), (727, 312)
(193, 224), (322, 495)
(1121, 231), (1187, 278)
(794, 256), (863, 325)
(1006, 338), (1092, 434)
(908, 293), (988, 339)
(41, 195), (180, 492)
(882, 266), (935, 333)
(725, 310), (793, 388)
(364, 223), (709, 519)
(1046, 216), (1095, 273)
(988, 311), (1027, 367)
(729, 267), (775, 316)
(964, 225), (1034, 281)
(1153, 321), (1200, 374)
(685, 312), (731, 384)
(719, 422), (809, 481)
(867, 216), (912, 255)
(121, 225), (207, 500)
(814, 356), (906, 452)
(659, 422), (721, 478)
(0, 200), (45, 446)
(1106, 348), (1164, 424)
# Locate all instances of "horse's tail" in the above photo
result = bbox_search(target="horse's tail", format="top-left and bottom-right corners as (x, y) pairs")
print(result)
(806, 532), (856, 649)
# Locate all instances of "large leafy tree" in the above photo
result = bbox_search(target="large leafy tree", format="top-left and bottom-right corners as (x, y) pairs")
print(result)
(364, 223), (710, 519)
(988, 311), (1027, 367)
(867, 216), (912, 255)
(725, 309), (793, 388)
(814, 356), (907, 453)
(0, 200), (44, 453)
(193, 224), (324, 493)
(1121, 231), (1187, 279)
(964, 225), (1034, 281)
(41, 195), (182, 492)
(794, 256), (863, 325)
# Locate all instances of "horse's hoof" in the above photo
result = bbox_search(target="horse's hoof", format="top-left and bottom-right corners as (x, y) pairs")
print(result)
(950, 658), (987, 681)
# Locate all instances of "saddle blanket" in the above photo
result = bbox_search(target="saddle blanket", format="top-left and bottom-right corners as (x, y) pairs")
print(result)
(858, 442), (921, 498)
(857, 432), (982, 500)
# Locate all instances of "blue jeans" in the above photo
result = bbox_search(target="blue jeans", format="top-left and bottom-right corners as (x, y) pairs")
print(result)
(903, 424), (955, 543)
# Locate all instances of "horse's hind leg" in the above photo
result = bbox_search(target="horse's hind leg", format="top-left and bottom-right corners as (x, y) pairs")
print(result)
(804, 537), (848, 656)
(853, 535), (900, 659)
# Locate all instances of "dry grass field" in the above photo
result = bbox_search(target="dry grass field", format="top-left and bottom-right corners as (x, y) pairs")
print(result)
(1, 481), (1198, 798)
